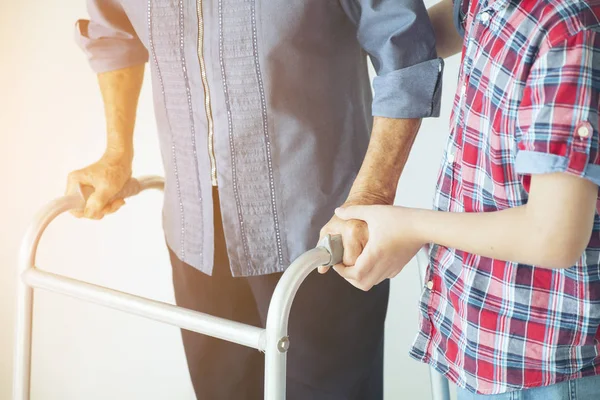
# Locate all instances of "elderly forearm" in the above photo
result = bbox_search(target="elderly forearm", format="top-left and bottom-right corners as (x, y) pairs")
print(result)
(347, 117), (421, 205)
(98, 64), (145, 160)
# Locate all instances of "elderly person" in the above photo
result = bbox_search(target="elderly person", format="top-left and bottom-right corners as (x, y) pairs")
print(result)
(68, 1), (442, 398)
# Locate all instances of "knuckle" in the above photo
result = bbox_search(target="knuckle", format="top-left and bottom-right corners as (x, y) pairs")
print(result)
(86, 196), (101, 207)
(87, 208), (103, 220)
(346, 222), (364, 238)
(94, 179), (112, 192)
(96, 182), (121, 199)
(354, 268), (365, 282)
(344, 253), (358, 266)
(86, 200), (105, 215)
(84, 205), (97, 217)
(346, 223), (360, 236)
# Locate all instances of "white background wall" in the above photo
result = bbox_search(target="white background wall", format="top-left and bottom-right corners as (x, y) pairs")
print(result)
(0, 1), (459, 398)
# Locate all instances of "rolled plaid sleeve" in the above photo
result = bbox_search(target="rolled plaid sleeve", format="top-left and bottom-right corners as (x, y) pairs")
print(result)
(515, 28), (600, 185)
(339, 0), (444, 119)
(75, 0), (148, 73)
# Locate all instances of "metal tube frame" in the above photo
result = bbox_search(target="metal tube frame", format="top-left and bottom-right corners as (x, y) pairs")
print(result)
(12, 176), (342, 400)
(12, 174), (450, 399)
(416, 248), (452, 400)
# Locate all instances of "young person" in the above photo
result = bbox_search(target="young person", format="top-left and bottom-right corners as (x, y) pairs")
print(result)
(322, 0), (600, 398)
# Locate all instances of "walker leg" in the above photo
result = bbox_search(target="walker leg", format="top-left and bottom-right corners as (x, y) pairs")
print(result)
(11, 177), (163, 400)
(264, 336), (288, 400)
(416, 248), (451, 400)
(13, 272), (33, 400)
(263, 236), (343, 399)
(430, 367), (451, 400)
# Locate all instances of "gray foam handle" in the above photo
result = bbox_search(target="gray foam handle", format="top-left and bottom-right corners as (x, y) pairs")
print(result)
(319, 234), (344, 266)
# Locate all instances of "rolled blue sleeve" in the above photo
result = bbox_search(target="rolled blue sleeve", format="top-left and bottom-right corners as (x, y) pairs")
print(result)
(340, 0), (444, 119)
(75, 0), (148, 73)
(452, 0), (468, 38)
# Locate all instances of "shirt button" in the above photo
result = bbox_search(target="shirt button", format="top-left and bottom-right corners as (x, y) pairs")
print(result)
(447, 152), (455, 163)
(426, 281), (434, 290)
(578, 126), (590, 138)
(461, 84), (467, 96)
(480, 12), (491, 24)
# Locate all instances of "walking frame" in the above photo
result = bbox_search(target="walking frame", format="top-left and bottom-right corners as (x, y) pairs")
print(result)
(12, 175), (450, 399)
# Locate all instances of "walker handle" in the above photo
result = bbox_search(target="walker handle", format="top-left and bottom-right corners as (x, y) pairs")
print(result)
(318, 234), (344, 266)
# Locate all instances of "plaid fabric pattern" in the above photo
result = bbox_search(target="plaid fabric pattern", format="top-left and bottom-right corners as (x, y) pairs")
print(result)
(409, 0), (600, 395)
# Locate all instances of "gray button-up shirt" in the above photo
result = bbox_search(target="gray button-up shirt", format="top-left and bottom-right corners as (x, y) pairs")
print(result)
(75, 0), (443, 277)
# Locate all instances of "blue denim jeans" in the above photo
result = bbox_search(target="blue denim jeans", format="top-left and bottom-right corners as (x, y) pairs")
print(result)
(456, 375), (600, 400)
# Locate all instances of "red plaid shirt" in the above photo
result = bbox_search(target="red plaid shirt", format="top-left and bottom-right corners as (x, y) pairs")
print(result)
(409, 0), (600, 395)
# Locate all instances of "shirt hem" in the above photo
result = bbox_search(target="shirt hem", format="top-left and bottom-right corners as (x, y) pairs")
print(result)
(409, 347), (600, 395)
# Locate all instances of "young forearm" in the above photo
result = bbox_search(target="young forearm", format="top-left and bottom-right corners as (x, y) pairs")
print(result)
(427, 0), (464, 59)
(348, 117), (421, 205)
(98, 64), (145, 161)
(413, 205), (591, 269)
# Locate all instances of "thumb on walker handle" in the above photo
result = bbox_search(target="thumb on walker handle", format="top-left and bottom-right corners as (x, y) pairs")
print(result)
(77, 178), (142, 204)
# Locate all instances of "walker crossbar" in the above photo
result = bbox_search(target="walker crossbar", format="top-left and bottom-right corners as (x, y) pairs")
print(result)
(21, 268), (268, 351)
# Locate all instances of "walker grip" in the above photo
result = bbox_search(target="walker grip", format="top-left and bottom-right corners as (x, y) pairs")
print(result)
(318, 234), (344, 266)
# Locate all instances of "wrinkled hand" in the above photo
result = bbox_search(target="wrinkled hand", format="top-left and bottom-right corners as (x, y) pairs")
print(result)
(317, 194), (387, 274)
(65, 153), (132, 219)
(318, 210), (368, 274)
(331, 205), (425, 291)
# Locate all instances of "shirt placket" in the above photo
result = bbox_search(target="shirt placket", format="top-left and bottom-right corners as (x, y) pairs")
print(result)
(454, 2), (496, 208)
(422, 1), (500, 349)
(425, 4), (484, 300)
(428, 3), (495, 288)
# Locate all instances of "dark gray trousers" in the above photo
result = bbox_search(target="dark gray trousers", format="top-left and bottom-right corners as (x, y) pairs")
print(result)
(170, 189), (389, 399)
